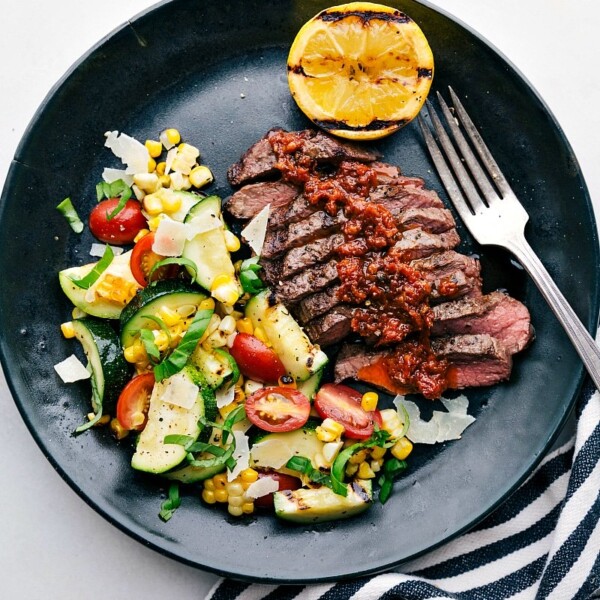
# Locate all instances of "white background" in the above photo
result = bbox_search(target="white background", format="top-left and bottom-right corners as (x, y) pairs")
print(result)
(1, 1), (599, 598)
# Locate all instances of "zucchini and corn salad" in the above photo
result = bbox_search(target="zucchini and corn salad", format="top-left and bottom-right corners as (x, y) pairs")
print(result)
(54, 128), (420, 524)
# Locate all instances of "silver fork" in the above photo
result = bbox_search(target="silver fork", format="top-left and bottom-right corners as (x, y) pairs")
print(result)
(418, 87), (600, 389)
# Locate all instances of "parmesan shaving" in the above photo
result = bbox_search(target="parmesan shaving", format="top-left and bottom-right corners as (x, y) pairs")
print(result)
(104, 131), (150, 175)
(215, 385), (235, 409)
(241, 204), (270, 255)
(249, 438), (292, 470)
(54, 354), (91, 383)
(245, 477), (279, 499)
(159, 372), (198, 410)
(227, 431), (250, 481)
(89, 243), (123, 258)
(184, 214), (222, 239)
(153, 218), (187, 256)
(101, 168), (134, 187)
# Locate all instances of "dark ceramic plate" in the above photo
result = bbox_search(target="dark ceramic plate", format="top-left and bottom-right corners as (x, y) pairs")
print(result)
(0, 0), (597, 583)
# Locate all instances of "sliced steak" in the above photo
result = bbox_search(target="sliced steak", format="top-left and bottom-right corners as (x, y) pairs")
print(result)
(370, 162), (401, 182)
(431, 334), (512, 388)
(370, 183), (443, 208)
(227, 128), (379, 187)
(432, 291), (533, 354)
(268, 194), (319, 229)
(429, 270), (482, 303)
(281, 233), (344, 279)
(391, 207), (455, 233)
(392, 228), (461, 261)
(334, 344), (385, 383)
(297, 285), (343, 323)
(274, 260), (339, 305)
(303, 306), (355, 347)
(225, 181), (299, 220)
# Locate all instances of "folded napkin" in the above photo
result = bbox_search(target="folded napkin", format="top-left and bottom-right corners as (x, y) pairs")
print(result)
(206, 380), (599, 600)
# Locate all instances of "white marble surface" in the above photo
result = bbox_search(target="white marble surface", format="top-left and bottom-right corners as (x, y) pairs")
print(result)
(1, 1), (599, 598)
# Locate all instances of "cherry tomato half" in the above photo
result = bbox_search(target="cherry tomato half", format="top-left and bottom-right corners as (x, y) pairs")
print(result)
(130, 232), (178, 287)
(89, 198), (147, 244)
(116, 373), (155, 431)
(229, 333), (286, 383)
(254, 471), (302, 509)
(245, 387), (310, 433)
(314, 383), (380, 440)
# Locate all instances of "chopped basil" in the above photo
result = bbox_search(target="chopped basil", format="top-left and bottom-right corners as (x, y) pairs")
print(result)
(239, 257), (266, 295)
(285, 455), (332, 489)
(74, 372), (102, 434)
(159, 483), (181, 522)
(140, 329), (161, 361)
(378, 458), (407, 504)
(56, 197), (84, 233)
(95, 178), (133, 220)
(69, 244), (114, 289)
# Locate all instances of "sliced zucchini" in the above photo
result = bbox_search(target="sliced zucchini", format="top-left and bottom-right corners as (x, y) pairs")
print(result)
(131, 365), (209, 474)
(297, 369), (323, 401)
(274, 480), (373, 523)
(163, 462), (224, 484)
(70, 318), (130, 430)
(120, 280), (208, 348)
(181, 195), (236, 292)
(59, 250), (140, 319)
(189, 345), (233, 389)
(245, 290), (328, 381)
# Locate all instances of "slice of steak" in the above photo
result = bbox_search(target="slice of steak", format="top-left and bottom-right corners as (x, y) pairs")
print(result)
(432, 291), (533, 354)
(225, 181), (299, 220)
(370, 162), (401, 182)
(391, 207), (455, 233)
(334, 344), (385, 383)
(281, 233), (345, 279)
(227, 128), (380, 187)
(392, 228), (461, 261)
(431, 333), (512, 388)
(370, 183), (443, 207)
(297, 285), (343, 323)
(259, 257), (283, 286)
(268, 194), (319, 229)
(303, 306), (355, 347)
(429, 270), (482, 303)
(274, 260), (339, 305)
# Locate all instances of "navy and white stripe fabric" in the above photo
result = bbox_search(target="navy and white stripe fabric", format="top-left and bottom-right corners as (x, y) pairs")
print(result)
(206, 380), (600, 600)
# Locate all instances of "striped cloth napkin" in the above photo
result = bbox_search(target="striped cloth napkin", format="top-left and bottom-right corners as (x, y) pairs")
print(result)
(206, 380), (599, 600)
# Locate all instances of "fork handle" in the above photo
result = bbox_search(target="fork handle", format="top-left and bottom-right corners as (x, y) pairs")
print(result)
(508, 236), (600, 390)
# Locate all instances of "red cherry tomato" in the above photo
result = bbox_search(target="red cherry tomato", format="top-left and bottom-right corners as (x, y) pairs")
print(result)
(116, 373), (155, 431)
(245, 387), (310, 433)
(254, 471), (302, 509)
(89, 198), (147, 244)
(130, 232), (178, 287)
(314, 383), (380, 440)
(229, 333), (286, 383)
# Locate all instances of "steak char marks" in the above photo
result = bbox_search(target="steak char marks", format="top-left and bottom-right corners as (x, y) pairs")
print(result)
(227, 129), (533, 396)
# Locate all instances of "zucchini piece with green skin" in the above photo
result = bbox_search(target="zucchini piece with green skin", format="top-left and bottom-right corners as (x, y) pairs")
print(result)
(59, 251), (140, 319)
(297, 369), (323, 401)
(245, 290), (328, 382)
(273, 480), (372, 523)
(181, 195), (237, 292)
(131, 365), (211, 474)
(120, 280), (208, 348)
(189, 345), (233, 389)
(163, 462), (225, 484)
(70, 318), (130, 430)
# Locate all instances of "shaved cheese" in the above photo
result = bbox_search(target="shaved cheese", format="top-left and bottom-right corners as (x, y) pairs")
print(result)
(165, 147), (177, 174)
(104, 131), (150, 175)
(160, 372), (199, 410)
(245, 477), (279, 499)
(215, 384), (235, 409)
(54, 354), (91, 383)
(89, 243), (123, 258)
(250, 438), (292, 470)
(153, 218), (187, 256)
(396, 397), (476, 445)
(101, 167), (134, 187)
(184, 214), (222, 239)
(227, 431), (250, 481)
(241, 204), (270, 255)
(160, 130), (176, 151)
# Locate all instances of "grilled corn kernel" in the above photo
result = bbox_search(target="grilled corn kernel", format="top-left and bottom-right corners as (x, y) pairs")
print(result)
(213, 473), (228, 489)
(391, 437), (413, 461)
(148, 215), (163, 231)
(236, 318), (254, 335)
(349, 449), (368, 465)
(124, 340), (147, 363)
(228, 496), (243, 508)
(322, 440), (344, 465)
(153, 330), (170, 352)
(379, 408), (405, 440)
(242, 502), (254, 514)
(228, 505), (243, 517)
(199, 298), (216, 312)
(219, 402), (239, 419)
(226, 482), (244, 497)
(110, 418), (129, 440)
(145, 139), (163, 158)
(134, 172), (161, 194)
(224, 229), (241, 253)
(132, 184), (145, 201)
(361, 391), (379, 412)
(253, 326), (270, 345)
(159, 174), (171, 188)
(143, 193), (164, 216)
(358, 462), (376, 479)
(370, 460), (382, 473)
(219, 315), (237, 336)
(163, 128), (181, 146)
(156, 161), (167, 175)
(211, 282), (240, 306)
(345, 463), (359, 477)
(371, 446), (387, 460)
(61, 321), (76, 338)
(148, 157), (157, 173)
(316, 418), (345, 443)
(161, 191), (182, 214)
(211, 274), (234, 290)
(214, 489), (228, 503)
(202, 489), (216, 504)
(189, 165), (214, 188)
(134, 229), (150, 243)
(204, 479), (215, 491)
(158, 306), (181, 327)
(240, 469), (259, 483)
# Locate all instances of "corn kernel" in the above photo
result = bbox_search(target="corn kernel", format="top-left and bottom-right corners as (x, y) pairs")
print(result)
(61, 321), (76, 338)
(219, 315), (237, 335)
(134, 172), (161, 194)
(370, 460), (382, 473)
(134, 229), (150, 243)
(224, 229), (241, 252)
(379, 408), (405, 440)
(143, 193), (164, 216)
(156, 161), (167, 176)
(316, 418), (345, 443)
(212, 284), (239, 307)
(148, 157), (157, 173)
(148, 216), (163, 231)
(164, 128), (181, 146)
(159, 174), (171, 188)
(124, 340), (146, 363)
(253, 326), (270, 345)
(236, 318), (254, 335)
(358, 461), (376, 479)
(189, 165), (214, 188)
(132, 184), (145, 201)
(349, 449), (368, 464)
(110, 418), (129, 440)
(204, 479), (215, 491)
(228, 496), (243, 508)
(371, 446), (387, 460)
(226, 482), (244, 497)
(242, 502), (254, 514)
(202, 489), (216, 504)
(145, 139), (163, 158)
(219, 402), (239, 419)
(361, 391), (379, 412)
(240, 469), (259, 483)
(214, 489), (229, 503)
(211, 274), (234, 290)
(391, 437), (413, 461)
(213, 473), (227, 489)
(153, 330), (170, 352)
(158, 306), (181, 327)
(345, 463), (359, 476)
(322, 440), (343, 464)
(228, 505), (243, 517)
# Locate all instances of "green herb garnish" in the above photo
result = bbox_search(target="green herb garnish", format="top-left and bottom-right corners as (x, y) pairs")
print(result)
(56, 197), (84, 233)
(378, 458), (408, 504)
(239, 257), (266, 295)
(140, 329), (161, 361)
(74, 370), (102, 434)
(285, 455), (332, 489)
(95, 178), (133, 220)
(69, 244), (115, 290)
(159, 483), (181, 522)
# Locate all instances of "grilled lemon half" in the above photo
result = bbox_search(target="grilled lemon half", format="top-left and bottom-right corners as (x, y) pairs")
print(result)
(287, 2), (434, 141)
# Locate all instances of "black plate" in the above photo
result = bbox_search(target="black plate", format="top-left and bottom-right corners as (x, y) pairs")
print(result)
(0, 0), (597, 583)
